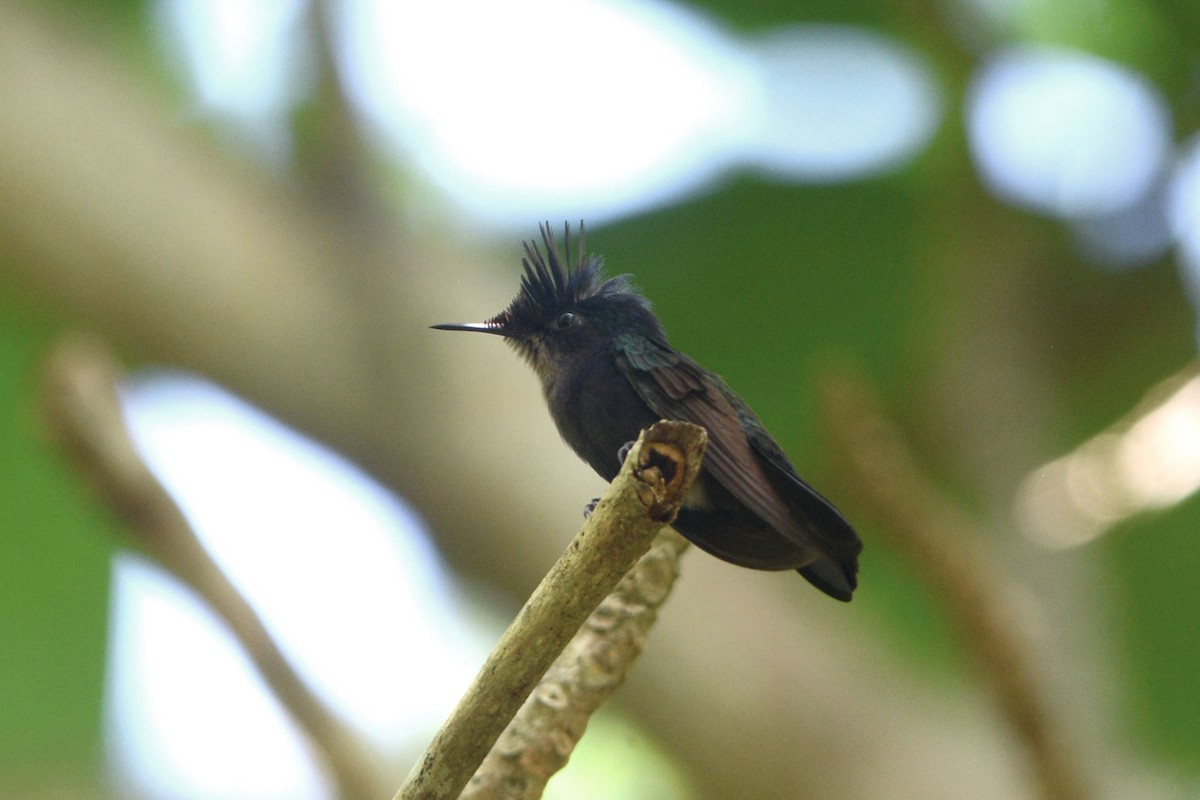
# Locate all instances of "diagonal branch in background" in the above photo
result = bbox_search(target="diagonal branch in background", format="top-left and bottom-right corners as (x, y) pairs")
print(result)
(39, 334), (386, 800)
(820, 371), (1090, 800)
(461, 528), (691, 800)
(396, 421), (707, 800)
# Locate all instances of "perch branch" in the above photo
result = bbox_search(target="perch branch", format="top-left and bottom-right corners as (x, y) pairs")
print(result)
(39, 334), (384, 800)
(461, 527), (691, 800)
(820, 371), (1089, 800)
(395, 421), (708, 800)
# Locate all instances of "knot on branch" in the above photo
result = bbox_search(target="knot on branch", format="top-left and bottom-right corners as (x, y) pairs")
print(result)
(634, 421), (707, 523)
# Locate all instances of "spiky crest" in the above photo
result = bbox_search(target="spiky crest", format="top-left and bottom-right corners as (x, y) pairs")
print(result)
(488, 222), (652, 333)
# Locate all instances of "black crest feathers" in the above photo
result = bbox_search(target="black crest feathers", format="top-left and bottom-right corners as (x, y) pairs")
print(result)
(490, 222), (651, 333)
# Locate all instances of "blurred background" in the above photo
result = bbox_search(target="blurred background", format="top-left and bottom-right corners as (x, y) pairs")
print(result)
(2, 0), (1198, 798)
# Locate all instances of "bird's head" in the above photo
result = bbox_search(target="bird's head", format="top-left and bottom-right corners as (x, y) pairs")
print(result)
(433, 222), (664, 382)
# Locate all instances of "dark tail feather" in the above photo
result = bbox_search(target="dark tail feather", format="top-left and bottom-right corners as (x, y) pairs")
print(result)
(798, 556), (857, 602)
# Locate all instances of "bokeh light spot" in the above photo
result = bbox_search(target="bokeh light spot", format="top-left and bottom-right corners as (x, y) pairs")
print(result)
(967, 46), (1170, 218)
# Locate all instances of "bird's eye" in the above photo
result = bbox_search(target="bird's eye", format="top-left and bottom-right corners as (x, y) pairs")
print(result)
(555, 312), (577, 329)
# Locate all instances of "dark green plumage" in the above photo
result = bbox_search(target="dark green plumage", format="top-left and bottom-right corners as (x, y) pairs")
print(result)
(433, 223), (861, 601)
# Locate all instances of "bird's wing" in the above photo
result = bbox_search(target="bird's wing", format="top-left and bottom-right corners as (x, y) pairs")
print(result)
(733, 398), (862, 557)
(612, 333), (818, 556)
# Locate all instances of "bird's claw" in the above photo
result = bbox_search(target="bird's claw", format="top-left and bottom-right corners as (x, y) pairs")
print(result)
(583, 497), (600, 518)
(617, 440), (636, 465)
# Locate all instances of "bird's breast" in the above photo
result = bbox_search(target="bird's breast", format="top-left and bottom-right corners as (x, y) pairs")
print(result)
(544, 352), (660, 482)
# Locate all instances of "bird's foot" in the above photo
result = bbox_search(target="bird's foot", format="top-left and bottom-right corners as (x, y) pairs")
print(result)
(586, 442), (640, 519)
(583, 497), (600, 518)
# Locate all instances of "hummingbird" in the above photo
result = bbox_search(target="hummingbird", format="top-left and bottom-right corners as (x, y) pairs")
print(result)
(434, 223), (861, 601)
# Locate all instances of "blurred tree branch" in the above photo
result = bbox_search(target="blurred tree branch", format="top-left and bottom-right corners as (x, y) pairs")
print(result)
(821, 371), (1090, 800)
(39, 334), (386, 800)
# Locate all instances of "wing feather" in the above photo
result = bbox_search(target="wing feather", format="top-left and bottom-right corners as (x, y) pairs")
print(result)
(612, 334), (820, 559)
(744, 419), (861, 559)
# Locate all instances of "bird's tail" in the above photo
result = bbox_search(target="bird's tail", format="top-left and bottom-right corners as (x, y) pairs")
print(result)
(797, 556), (857, 602)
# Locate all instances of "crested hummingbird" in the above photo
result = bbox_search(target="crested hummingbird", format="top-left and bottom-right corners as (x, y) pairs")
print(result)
(434, 223), (861, 600)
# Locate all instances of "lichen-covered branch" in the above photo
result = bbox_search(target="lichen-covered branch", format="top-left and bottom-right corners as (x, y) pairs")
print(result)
(39, 334), (384, 800)
(820, 371), (1089, 800)
(461, 527), (690, 800)
(395, 421), (708, 800)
